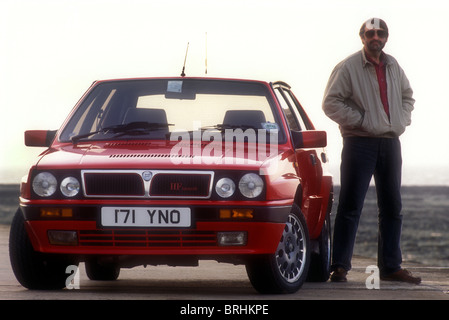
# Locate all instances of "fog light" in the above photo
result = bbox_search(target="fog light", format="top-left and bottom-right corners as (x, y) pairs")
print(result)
(48, 230), (78, 245)
(217, 232), (247, 246)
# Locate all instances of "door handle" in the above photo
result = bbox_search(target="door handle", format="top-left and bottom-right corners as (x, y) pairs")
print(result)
(310, 154), (317, 166)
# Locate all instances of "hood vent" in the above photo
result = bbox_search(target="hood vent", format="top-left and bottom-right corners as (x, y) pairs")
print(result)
(104, 142), (153, 148)
(109, 153), (194, 159)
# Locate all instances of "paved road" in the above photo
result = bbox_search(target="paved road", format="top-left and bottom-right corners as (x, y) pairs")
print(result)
(1, 224), (448, 302)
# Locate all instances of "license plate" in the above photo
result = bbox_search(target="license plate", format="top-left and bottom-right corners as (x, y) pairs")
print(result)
(101, 207), (191, 227)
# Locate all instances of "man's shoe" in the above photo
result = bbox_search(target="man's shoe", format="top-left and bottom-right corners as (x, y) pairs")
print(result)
(330, 267), (348, 282)
(380, 268), (421, 284)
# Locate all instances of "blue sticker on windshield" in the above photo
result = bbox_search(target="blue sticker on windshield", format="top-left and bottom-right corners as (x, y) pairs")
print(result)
(262, 122), (279, 131)
(167, 81), (183, 93)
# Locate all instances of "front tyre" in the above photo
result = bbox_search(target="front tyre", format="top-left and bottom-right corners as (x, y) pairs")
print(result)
(85, 258), (120, 281)
(9, 208), (77, 290)
(246, 205), (310, 294)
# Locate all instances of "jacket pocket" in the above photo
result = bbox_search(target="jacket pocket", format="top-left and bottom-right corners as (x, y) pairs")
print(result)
(360, 109), (377, 134)
(390, 109), (409, 136)
(361, 109), (394, 136)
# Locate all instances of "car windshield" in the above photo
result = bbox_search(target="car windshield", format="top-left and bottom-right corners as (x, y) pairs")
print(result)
(59, 79), (286, 144)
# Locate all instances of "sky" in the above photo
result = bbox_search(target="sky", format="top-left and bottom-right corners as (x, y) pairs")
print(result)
(1, 0), (448, 185)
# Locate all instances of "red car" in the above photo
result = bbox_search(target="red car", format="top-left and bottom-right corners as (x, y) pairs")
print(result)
(9, 77), (333, 293)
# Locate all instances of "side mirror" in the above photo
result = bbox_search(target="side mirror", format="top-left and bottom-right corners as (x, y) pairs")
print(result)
(291, 130), (327, 149)
(25, 130), (57, 147)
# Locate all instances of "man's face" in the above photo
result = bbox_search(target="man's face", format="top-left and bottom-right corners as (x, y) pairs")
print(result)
(361, 27), (388, 54)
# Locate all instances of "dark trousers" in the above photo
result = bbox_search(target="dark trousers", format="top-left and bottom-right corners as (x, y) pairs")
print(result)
(332, 137), (403, 275)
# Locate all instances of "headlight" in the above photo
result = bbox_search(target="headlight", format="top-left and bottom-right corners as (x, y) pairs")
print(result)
(60, 177), (80, 197)
(239, 173), (264, 198)
(32, 172), (57, 197)
(215, 178), (236, 198)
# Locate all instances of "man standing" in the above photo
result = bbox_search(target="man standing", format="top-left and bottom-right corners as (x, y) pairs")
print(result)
(323, 18), (420, 284)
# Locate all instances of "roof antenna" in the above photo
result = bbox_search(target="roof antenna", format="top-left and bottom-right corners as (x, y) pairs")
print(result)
(205, 32), (208, 75)
(181, 42), (189, 77)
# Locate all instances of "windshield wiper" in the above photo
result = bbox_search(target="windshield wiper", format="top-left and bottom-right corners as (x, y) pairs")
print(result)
(70, 122), (172, 143)
(200, 124), (261, 132)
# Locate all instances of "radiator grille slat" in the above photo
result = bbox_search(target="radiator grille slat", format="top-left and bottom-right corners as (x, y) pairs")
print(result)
(78, 229), (217, 247)
(84, 173), (144, 196)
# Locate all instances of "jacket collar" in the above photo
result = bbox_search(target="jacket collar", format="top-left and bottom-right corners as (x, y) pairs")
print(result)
(361, 49), (390, 67)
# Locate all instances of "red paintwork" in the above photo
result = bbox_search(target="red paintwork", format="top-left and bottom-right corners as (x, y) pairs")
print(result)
(25, 220), (285, 255)
(20, 77), (333, 259)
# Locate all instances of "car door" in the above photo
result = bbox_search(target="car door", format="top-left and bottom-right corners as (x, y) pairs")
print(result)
(272, 82), (324, 232)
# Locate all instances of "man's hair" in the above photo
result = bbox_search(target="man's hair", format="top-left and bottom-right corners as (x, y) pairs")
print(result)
(359, 18), (389, 37)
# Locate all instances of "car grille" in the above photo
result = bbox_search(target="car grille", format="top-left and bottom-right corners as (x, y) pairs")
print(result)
(83, 172), (145, 196)
(78, 229), (217, 247)
(150, 173), (211, 197)
(81, 170), (214, 198)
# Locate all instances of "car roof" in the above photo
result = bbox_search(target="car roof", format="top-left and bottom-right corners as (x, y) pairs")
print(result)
(92, 76), (273, 86)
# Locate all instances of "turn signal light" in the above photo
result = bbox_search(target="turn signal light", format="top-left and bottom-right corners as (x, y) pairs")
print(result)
(232, 209), (254, 218)
(219, 209), (254, 219)
(40, 208), (73, 218)
(219, 209), (232, 219)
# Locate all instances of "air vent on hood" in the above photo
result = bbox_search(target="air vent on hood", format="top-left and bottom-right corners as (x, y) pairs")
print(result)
(104, 142), (153, 148)
(109, 153), (194, 158)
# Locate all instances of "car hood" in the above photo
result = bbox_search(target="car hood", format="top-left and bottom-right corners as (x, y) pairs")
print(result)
(35, 140), (292, 173)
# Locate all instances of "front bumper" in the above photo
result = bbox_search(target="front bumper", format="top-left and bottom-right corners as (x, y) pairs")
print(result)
(20, 201), (291, 256)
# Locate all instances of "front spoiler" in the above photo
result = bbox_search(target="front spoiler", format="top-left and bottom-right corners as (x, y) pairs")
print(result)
(25, 220), (286, 256)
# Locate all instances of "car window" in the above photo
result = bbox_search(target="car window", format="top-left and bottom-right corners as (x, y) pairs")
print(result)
(274, 86), (312, 131)
(136, 93), (274, 132)
(275, 88), (301, 131)
(59, 79), (286, 144)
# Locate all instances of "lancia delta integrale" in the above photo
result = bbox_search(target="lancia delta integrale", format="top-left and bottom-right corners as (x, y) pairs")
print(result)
(9, 78), (333, 293)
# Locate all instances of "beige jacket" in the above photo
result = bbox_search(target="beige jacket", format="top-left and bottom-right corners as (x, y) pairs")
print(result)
(323, 50), (414, 138)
